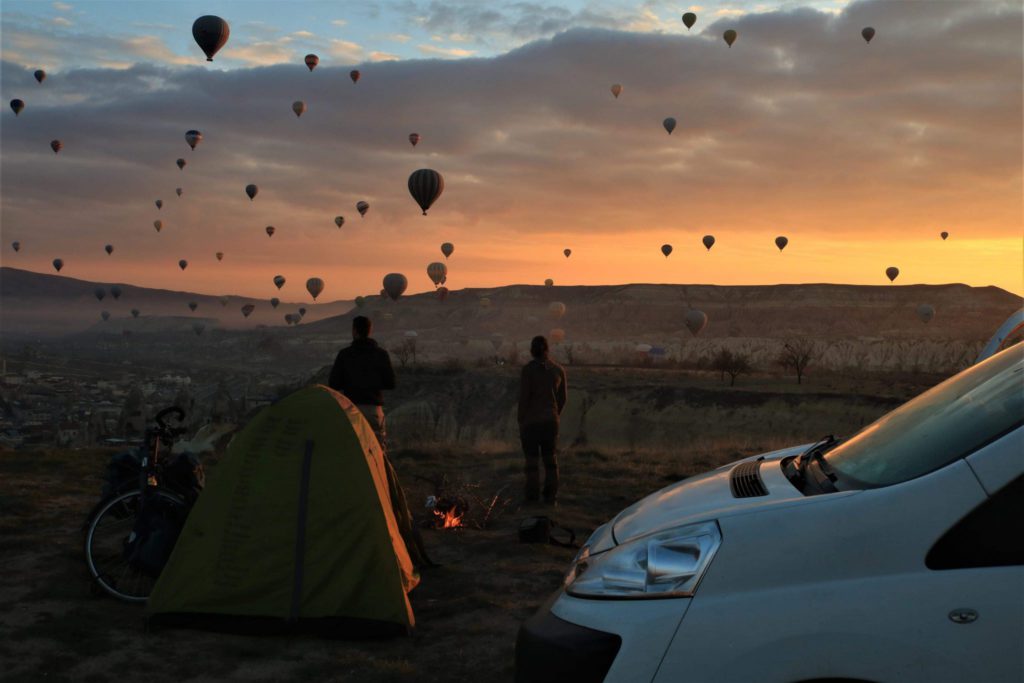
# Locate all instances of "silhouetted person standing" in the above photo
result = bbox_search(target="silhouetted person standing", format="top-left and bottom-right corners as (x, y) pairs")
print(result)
(328, 316), (433, 567)
(518, 335), (568, 504)
(329, 315), (396, 451)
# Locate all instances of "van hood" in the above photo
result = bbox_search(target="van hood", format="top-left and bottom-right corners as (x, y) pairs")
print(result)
(610, 444), (810, 546)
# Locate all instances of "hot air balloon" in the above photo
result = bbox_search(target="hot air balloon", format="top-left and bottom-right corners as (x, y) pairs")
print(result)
(153, 220), (163, 232)
(408, 168), (444, 215)
(861, 27), (875, 43)
(548, 329), (566, 344)
(50, 140), (62, 154)
(685, 309), (708, 336)
(702, 235), (716, 251)
(306, 277), (324, 300)
(549, 301), (566, 320)
(355, 296), (366, 308)
(610, 83), (622, 98)
(427, 262), (448, 287)
(885, 266), (899, 282)
(10, 99), (24, 116)
(192, 322), (205, 336)
(270, 297), (280, 308)
(775, 236), (788, 252)
(409, 133), (421, 147)
(155, 199), (163, 210)
(437, 286), (449, 302)
(95, 288), (106, 301)
(245, 184), (258, 200)
(383, 273), (408, 301)
(544, 278), (554, 287)
(101, 311), (110, 322)
(34, 70), (46, 83)
(663, 117), (676, 134)
(188, 301), (198, 312)
(335, 216), (345, 228)
(192, 15), (230, 62)
(265, 225), (275, 237)
(304, 54), (319, 71)
(110, 286), (122, 300)
(52, 258), (63, 272)
(661, 244), (673, 257)
(185, 129), (203, 150)
(350, 70), (361, 83)
(292, 100), (306, 117)
(176, 187), (183, 197)
(723, 29), (737, 47)
(940, 231), (949, 240)
(215, 252), (224, 261)
(273, 275), (286, 289)
(916, 304), (935, 323)
(682, 12), (697, 28)
(357, 200), (369, 217)
(298, 307), (307, 317)
(104, 244), (114, 255)
(176, 158), (186, 170)
(11, 241), (20, 252)
(131, 308), (140, 318)
(242, 304), (255, 318)
(219, 296), (229, 307)
(178, 259), (188, 271)
(441, 242), (454, 259)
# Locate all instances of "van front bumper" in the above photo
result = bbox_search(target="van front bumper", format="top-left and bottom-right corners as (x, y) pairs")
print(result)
(515, 590), (691, 683)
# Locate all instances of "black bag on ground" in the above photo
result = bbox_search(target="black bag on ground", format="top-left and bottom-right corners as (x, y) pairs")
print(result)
(160, 451), (205, 502)
(518, 516), (577, 548)
(122, 488), (189, 577)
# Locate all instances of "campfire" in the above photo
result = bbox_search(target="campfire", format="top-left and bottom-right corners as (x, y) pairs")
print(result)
(425, 492), (468, 529)
(419, 474), (511, 530)
(433, 506), (465, 529)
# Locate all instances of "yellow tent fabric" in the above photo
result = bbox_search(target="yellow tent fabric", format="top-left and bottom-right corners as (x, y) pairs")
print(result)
(147, 385), (419, 635)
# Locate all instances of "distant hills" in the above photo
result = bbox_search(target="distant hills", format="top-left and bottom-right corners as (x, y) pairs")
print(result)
(0, 267), (353, 337)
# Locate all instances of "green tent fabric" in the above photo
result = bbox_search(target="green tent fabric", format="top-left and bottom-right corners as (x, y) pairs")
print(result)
(147, 385), (419, 635)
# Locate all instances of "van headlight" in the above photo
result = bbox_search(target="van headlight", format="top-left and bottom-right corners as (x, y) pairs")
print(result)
(564, 521), (721, 598)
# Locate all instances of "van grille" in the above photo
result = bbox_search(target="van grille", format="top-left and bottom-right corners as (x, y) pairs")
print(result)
(730, 460), (768, 498)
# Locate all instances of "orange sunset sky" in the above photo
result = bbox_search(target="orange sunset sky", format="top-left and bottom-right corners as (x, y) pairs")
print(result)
(1, 0), (1021, 302)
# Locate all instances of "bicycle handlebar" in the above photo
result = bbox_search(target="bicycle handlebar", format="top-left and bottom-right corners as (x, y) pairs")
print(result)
(154, 406), (187, 439)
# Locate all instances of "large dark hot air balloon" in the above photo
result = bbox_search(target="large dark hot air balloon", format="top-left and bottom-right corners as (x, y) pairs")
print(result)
(292, 101), (306, 117)
(94, 288), (106, 301)
(350, 70), (361, 83)
(685, 309), (708, 336)
(775, 236), (788, 252)
(155, 199), (163, 209)
(245, 184), (258, 200)
(563, 248), (572, 258)
(544, 278), (554, 287)
(862, 27), (875, 43)
(242, 304), (255, 318)
(52, 258), (63, 272)
(270, 297), (280, 308)
(192, 16), (230, 62)
(408, 169), (444, 215)
(409, 133), (421, 147)
(12, 241), (21, 252)
(188, 301), (198, 312)
(185, 129), (202, 150)
(154, 220), (163, 232)
(940, 231), (949, 241)
(192, 322), (205, 336)
(610, 84), (622, 99)
(724, 29), (737, 47)
(383, 273), (408, 301)
(50, 140), (63, 154)
(265, 225), (275, 237)
(273, 275), (286, 289)
(131, 308), (140, 318)
(177, 158), (186, 170)
(441, 242), (454, 259)
(215, 252), (224, 261)
(335, 216), (345, 228)
(105, 244), (114, 255)
(306, 277), (324, 300)
(427, 262), (447, 287)
(34, 70), (46, 83)
(682, 12), (697, 29)
(661, 244), (673, 257)
(10, 99), (24, 116)
(663, 117), (676, 135)
(702, 235), (715, 251)
(304, 54), (319, 71)
(178, 259), (188, 271)
(885, 266), (899, 282)
(110, 286), (122, 300)
(357, 200), (369, 217)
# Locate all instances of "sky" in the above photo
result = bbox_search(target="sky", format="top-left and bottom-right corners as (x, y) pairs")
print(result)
(1, 0), (1021, 302)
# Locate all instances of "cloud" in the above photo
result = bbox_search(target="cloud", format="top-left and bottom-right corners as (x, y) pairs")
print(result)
(0, 0), (1020, 297)
(52, 16), (72, 27)
(383, 33), (412, 43)
(292, 30), (316, 38)
(417, 44), (475, 58)
(369, 50), (401, 62)
(331, 19), (348, 27)
(53, 1), (73, 11)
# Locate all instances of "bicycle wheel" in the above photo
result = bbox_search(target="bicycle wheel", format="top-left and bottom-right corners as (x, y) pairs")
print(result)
(84, 488), (185, 602)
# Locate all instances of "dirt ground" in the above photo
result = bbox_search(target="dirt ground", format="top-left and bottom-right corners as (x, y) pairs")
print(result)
(0, 374), (938, 683)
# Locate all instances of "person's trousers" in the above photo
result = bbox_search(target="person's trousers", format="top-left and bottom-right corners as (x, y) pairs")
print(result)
(521, 421), (559, 502)
(357, 404), (387, 454)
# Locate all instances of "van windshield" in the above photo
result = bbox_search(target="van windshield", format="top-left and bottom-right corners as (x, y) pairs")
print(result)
(824, 345), (1023, 488)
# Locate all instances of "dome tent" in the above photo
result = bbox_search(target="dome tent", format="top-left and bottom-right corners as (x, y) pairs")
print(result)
(147, 385), (419, 635)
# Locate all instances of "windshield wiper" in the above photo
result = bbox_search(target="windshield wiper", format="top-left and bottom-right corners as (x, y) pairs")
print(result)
(787, 435), (839, 493)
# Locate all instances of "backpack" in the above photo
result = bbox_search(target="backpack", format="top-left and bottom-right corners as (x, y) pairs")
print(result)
(518, 516), (577, 548)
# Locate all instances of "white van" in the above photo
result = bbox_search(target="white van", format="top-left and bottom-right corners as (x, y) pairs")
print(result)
(516, 344), (1023, 683)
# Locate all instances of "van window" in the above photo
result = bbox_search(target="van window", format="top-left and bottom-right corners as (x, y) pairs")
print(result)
(926, 475), (1024, 569)
(824, 345), (1023, 487)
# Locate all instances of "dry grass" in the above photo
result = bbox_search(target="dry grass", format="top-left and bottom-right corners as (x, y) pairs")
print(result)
(0, 376), (924, 682)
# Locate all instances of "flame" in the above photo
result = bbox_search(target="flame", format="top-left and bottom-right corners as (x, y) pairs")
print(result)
(433, 507), (464, 529)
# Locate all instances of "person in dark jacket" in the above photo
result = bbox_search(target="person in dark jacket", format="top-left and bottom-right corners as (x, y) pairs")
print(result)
(328, 315), (396, 451)
(328, 316), (434, 568)
(518, 335), (568, 504)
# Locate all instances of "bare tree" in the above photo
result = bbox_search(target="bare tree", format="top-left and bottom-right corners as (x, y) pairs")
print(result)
(778, 338), (816, 384)
(710, 348), (752, 386)
(394, 339), (413, 368)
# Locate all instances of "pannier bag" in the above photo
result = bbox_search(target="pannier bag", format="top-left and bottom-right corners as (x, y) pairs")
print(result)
(518, 516), (577, 548)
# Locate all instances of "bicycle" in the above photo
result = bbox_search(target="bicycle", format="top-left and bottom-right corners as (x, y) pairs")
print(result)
(83, 406), (198, 602)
